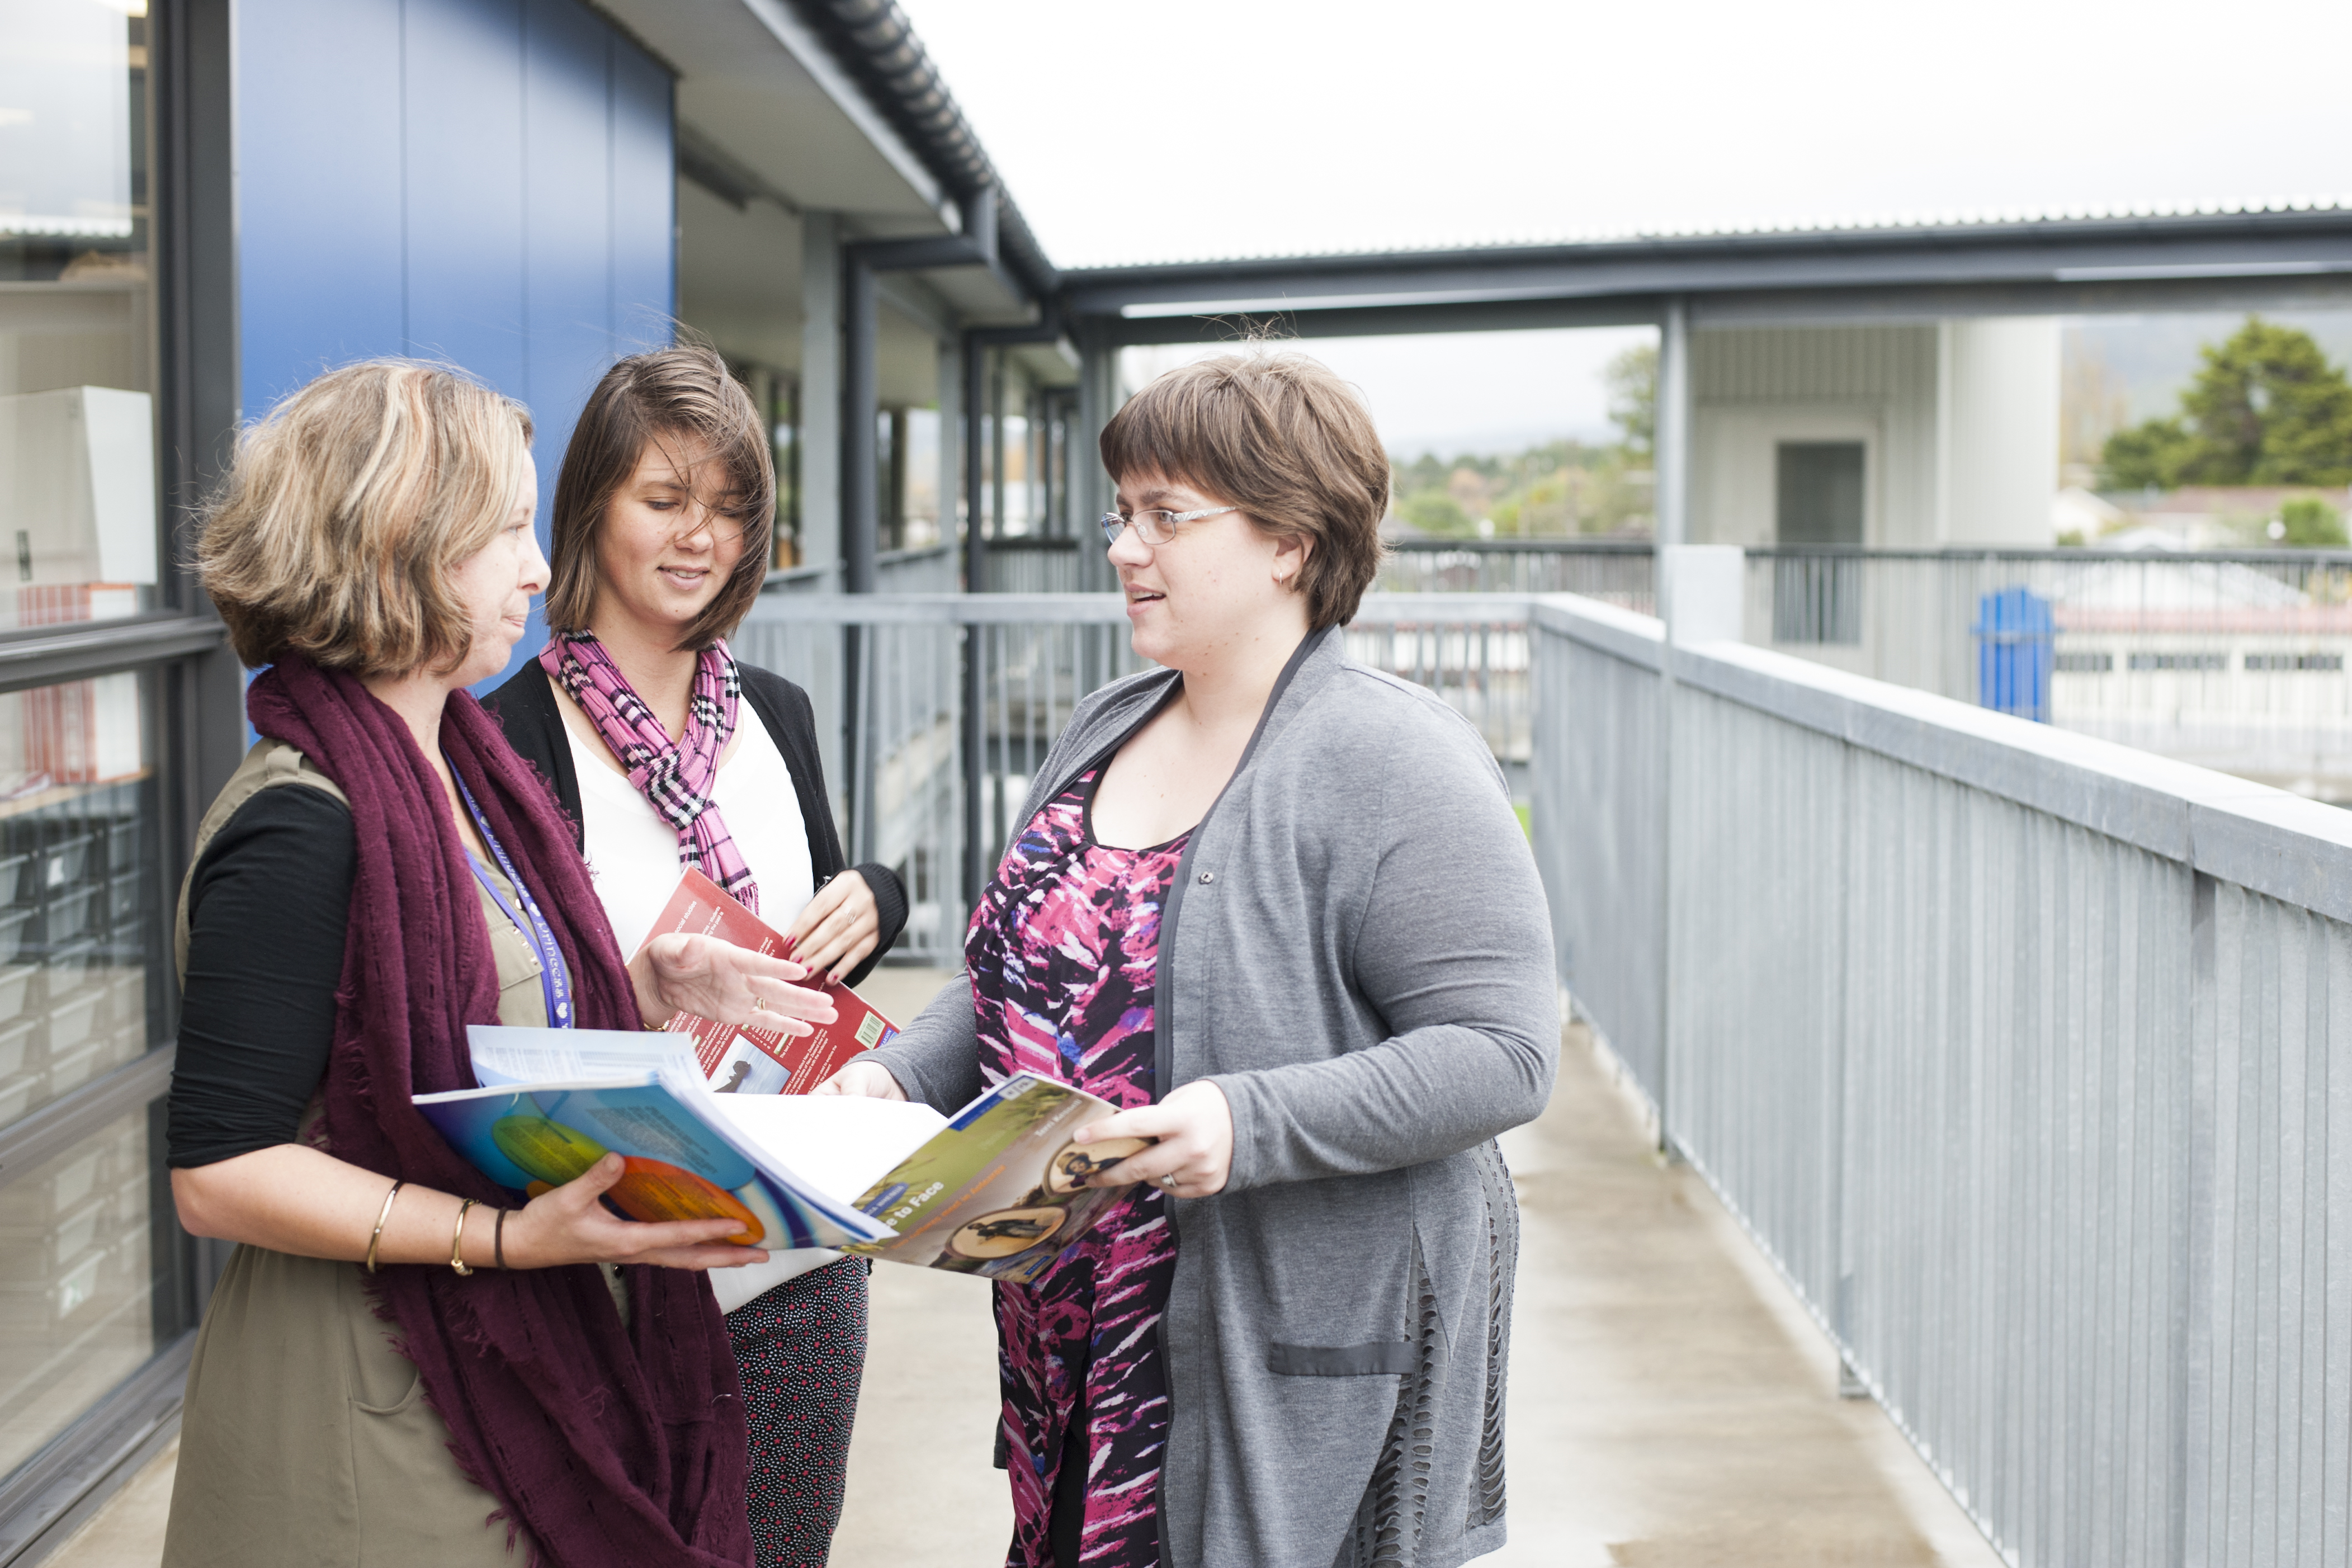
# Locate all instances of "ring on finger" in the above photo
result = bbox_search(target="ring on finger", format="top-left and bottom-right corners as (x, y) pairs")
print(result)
(750, 994), (769, 1013)
(1159, 1173), (1179, 1192)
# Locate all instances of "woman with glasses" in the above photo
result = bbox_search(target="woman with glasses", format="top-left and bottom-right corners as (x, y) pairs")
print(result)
(821, 353), (1557, 1568)
(488, 343), (906, 1568)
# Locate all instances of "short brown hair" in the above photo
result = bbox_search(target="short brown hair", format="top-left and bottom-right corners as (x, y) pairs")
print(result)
(196, 360), (533, 677)
(544, 342), (774, 650)
(1099, 352), (1389, 630)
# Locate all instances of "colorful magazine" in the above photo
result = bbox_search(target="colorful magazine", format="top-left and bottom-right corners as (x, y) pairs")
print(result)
(422, 1027), (1149, 1282)
(418, 1029), (899, 1250)
(838, 1070), (1149, 1284)
(637, 869), (900, 1094)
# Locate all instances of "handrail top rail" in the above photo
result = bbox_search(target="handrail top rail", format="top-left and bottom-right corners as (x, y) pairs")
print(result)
(1532, 588), (2352, 922)
(739, 591), (1547, 626)
(1385, 536), (1657, 555)
(1390, 537), (2352, 565)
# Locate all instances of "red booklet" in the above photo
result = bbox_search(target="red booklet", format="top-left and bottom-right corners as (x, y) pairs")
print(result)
(637, 870), (901, 1095)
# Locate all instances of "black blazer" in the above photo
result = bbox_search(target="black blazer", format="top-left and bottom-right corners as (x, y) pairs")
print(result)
(484, 658), (908, 988)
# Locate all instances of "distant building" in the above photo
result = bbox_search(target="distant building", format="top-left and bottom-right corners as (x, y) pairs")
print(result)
(1689, 319), (2060, 549)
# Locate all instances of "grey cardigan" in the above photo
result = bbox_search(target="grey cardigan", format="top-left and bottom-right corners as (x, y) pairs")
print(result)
(866, 625), (1559, 1568)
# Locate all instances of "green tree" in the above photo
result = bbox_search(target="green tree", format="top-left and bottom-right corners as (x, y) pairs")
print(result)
(1400, 491), (1474, 536)
(2280, 496), (2349, 546)
(2099, 317), (2352, 487)
(2100, 417), (2194, 488)
(1395, 452), (1448, 494)
(1605, 343), (1657, 457)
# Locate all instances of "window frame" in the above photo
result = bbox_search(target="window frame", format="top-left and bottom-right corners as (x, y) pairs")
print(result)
(0, 0), (244, 1558)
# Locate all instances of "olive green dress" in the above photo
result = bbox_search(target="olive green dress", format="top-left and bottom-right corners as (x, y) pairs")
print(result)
(160, 741), (584, 1567)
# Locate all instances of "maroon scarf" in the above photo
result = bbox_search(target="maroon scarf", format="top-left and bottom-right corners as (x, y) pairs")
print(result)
(245, 655), (752, 1568)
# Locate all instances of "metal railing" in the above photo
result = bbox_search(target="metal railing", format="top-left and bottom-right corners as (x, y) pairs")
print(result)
(733, 592), (1533, 964)
(1378, 537), (1656, 607)
(1368, 538), (2352, 792)
(1739, 547), (2352, 794)
(1541, 577), (2352, 1568)
(763, 542), (962, 596)
(978, 536), (1085, 594)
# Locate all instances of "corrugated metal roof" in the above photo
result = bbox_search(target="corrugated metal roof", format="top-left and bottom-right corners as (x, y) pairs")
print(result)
(1068, 196), (2352, 273)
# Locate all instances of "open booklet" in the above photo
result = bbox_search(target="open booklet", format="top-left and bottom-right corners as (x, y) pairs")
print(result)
(640, 868), (900, 1095)
(413, 1027), (1151, 1283)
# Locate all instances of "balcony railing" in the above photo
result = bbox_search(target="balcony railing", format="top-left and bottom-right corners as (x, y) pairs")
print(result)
(734, 592), (1533, 962)
(1542, 573), (2352, 1568)
(1379, 540), (2352, 794)
(1378, 536), (1656, 606)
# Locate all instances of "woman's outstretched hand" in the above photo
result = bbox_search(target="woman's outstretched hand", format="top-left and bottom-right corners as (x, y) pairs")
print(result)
(1074, 1081), (1233, 1199)
(811, 1060), (908, 1100)
(502, 1152), (768, 1271)
(785, 870), (882, 982)
(629, 933), (838, 1033)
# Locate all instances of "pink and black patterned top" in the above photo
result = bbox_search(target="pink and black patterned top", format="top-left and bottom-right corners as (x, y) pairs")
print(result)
(969, 769), (1186, 1568)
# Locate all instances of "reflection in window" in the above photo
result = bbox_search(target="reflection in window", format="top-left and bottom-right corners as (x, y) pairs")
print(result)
(0, 672), (158, 1130)
(0, 0), (159, 629)
(0, 1106), (160, 1480)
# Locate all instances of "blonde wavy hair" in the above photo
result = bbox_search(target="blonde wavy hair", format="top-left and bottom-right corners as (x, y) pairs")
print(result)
(196, 360), (535, 677)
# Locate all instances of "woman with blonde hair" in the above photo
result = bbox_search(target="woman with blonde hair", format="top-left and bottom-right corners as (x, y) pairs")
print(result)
(163, 360), (833, 1566)
(490, 341), (905, 1566)
(823, 352), (1557, 1567)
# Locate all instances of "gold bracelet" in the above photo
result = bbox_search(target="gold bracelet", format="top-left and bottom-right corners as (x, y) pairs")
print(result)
(450, 1198), (479, 1276)
(366, 1180), (404, 1273)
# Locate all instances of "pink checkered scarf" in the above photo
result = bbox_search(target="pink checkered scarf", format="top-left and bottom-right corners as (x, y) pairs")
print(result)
(540, 631), (761, 913)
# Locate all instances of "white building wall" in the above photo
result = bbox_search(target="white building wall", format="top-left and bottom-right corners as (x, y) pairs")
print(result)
(1689, 324), (1938, 547)
(1687, 319), (2057, 549)
(1943, 317), (2060, 545)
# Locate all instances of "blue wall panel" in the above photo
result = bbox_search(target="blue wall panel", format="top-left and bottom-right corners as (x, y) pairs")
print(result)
(235, 0), (405, 413)
(610, 41), (677, 358)
(234, 0), (676, 686)
(514, 0), (623, 683)
(402, 0), (527, 395)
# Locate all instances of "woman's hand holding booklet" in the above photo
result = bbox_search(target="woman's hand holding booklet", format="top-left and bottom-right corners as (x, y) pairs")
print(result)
(638, 870), (900, 1094)
(416, 1026), (1138, 1282)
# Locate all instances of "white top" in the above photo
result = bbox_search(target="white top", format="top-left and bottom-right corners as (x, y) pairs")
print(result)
(568, 714), (816, 960)
(565, 707), (835, 1310)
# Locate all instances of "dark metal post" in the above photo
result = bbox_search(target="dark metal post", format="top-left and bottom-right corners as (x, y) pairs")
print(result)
(959, 336), (990, 917)
(886, 407), (908, 551)
(840, 256), (876, 861)
(960, 611), (986, 921)
(840, 252), (880, 596)
(989, 351), (1008, 540)
(962, 335), (988, 592)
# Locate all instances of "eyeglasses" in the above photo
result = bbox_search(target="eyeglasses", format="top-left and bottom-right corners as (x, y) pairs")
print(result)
(1098, 506), (1238, 546)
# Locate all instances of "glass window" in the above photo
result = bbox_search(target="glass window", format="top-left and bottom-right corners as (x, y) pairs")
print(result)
(0, 1103), (163, 1480)
(0, 670), (160, 1130)
(0, 0), (159, 629)
(1775, 441), (1867, 547)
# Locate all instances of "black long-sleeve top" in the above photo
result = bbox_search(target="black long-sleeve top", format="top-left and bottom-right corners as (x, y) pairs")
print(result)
(167, 785), (355, 1167)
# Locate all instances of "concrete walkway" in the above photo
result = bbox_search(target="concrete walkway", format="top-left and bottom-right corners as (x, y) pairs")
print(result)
(49, 969), (1999, 1568)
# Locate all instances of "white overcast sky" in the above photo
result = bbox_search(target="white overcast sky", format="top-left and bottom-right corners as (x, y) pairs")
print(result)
(899, 0), (2352, 454)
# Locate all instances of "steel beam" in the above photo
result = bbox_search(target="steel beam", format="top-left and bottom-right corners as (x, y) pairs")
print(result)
(799, 212), (843, 583)
(1104, 294), (1667, 346)
(841, 190), (1008, 599)
(841, 253), (881, 596)
(1060, 209), (2352, 320)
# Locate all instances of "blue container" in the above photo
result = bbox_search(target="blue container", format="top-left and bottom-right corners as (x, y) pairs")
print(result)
(1973, 587), (2054, 722)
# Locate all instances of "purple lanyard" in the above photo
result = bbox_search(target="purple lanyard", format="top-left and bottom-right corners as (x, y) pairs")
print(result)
(448, 759), (574, 1029)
